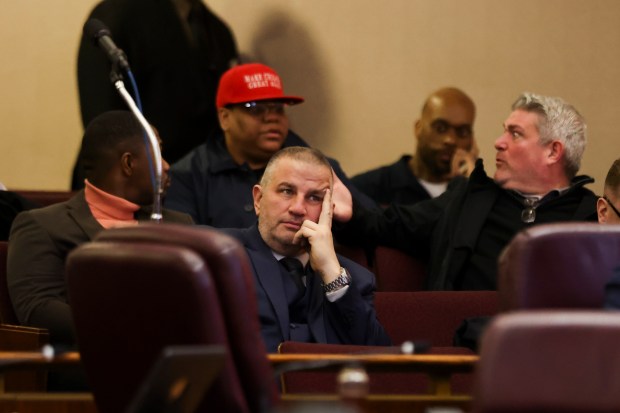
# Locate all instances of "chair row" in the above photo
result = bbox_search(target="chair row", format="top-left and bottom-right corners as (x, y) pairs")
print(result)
(2, 310), (618, 413)
(66, 226), (487, 412)
(336, 244), (427, 291)
(13, 190), (75, 208)
(2, 222), (620, 411)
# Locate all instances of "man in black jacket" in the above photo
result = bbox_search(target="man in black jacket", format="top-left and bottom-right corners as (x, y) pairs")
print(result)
(73, 0), (239, 189)
(336, 92), (597, 290)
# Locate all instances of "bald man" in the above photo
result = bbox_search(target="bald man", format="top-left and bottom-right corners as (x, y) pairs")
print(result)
(351, 87), (477, 206)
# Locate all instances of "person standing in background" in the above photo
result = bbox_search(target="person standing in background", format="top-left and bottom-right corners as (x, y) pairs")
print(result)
(73, 0), (239, 189)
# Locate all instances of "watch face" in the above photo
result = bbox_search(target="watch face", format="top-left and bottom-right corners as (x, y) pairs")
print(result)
(323, 268), (351, 293)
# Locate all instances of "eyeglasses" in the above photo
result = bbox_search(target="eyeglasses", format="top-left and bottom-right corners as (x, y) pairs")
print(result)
(603, 195), (620, 219)
(431, 119), (473, 139)
(229, 101), (287, 117)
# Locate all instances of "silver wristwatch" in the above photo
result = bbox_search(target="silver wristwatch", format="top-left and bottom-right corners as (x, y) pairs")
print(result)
(322, 267), (351, 293)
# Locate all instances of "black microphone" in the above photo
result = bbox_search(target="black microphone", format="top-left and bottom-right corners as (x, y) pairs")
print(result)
(83, 18), (130, 70)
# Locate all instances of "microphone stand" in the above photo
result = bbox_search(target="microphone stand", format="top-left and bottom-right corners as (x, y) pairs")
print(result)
(110, 70), (163, 222)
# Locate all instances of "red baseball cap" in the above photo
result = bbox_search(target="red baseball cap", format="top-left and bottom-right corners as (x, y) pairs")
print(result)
(216, 63), (304, 108)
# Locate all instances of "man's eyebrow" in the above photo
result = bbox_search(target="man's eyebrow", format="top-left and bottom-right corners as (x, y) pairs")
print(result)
(307, 189), (326, 196)
(433, 118), (471, 127)
(276, 181), (295, 188)
(504, 123), (523, 131)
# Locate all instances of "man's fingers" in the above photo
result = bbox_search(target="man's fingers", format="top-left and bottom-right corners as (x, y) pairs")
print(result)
(292, 227), (305, 245)
(318, 188), (333, 227)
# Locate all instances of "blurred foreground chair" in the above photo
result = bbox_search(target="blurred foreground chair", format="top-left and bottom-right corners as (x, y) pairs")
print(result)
(472, 310), (620, 413)
(94, 223), (278, 412)
(66, 240), (251, 413)
(498, 223), (620, 311)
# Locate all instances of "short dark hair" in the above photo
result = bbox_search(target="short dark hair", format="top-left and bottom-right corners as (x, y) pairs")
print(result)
(260, 146), (333, 188)
(80, 111), (144, 179)
(604, 158), (620, 196)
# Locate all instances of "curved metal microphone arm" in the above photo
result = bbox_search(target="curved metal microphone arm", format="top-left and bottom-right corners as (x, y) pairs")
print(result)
(113, 79), (163, 222)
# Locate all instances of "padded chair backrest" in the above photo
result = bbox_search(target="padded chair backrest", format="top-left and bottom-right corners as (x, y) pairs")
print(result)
(14, 190), (75, 207)
(334, 244), (372, 271)
(0, 241), (18, 325)
(94, 224), (278, 412)
(473, 311), (620, 413)
(375, 291), (499, 346)
(498, 223), (620, 311)
(66, 241), (249, 413)
(373, 246), (426, 291)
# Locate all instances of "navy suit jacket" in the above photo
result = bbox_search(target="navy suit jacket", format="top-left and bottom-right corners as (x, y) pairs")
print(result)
(222, 225), (391, 352)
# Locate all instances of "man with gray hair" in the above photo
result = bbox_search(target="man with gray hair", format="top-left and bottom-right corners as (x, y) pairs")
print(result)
(335, 93), (598, 290)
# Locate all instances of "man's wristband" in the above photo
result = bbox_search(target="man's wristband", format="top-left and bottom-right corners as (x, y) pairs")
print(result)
(322, 267), (351, 293)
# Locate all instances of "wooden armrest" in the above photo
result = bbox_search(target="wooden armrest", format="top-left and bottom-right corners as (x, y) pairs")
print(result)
(0, 351), (80, 372)
(0, 324), (49, 352)
(268, 353), (477, 374)
(268, 353), (478, 397)
(0, 326), (52, 392)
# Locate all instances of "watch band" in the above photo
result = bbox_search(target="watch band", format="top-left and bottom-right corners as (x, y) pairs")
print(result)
(322, 267), (351, 293)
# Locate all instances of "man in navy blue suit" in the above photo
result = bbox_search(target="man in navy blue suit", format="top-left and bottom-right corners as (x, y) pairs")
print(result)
(222, 146), (391, 352)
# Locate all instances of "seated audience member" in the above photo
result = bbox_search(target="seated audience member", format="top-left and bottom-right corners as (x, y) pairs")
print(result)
(1, 190), (38, 241)
(335, 93), (597, 291)
(164, 62), (376, 227)
(352, 87), (478, 206)
(597, 158), (620, 224)
(7, 111), (193, 347)
(600, 159), (620, 308)
(221, 146), (391, 352)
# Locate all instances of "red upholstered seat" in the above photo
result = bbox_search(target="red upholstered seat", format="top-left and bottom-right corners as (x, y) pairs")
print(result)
(94, 224), (278, 412)
(334, 243), (373, 271)
(373, 246), (426, 291)
(276, 291), (498, 396)
(498, 223), (620, 311)
(473, 310), (620, 413)
(67, 241), (249, 413)
(375, 291), (499, 346)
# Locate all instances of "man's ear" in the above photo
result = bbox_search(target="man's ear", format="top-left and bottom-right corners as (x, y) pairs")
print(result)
(547, 140), (564, 164)
(597, 197), (608, 223)
(121, 152), (134, 176)
(413, 119), (422, 139)
(252, 185), (262, 217)
(218, 107), (230, 131)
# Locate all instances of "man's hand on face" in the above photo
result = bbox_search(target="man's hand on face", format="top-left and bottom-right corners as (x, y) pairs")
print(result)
(292, 189), (341, 284)
(450, 140), (479, 178)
